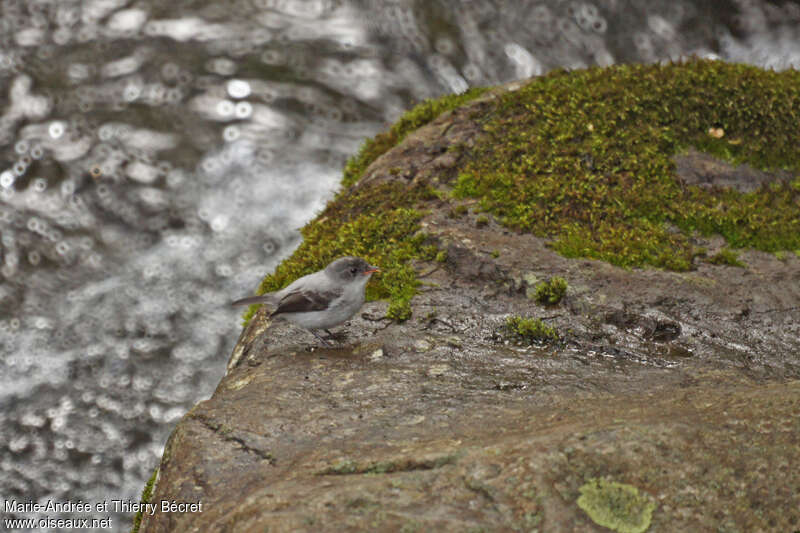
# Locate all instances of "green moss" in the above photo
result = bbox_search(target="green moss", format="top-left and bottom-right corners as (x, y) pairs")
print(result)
(448, 204), (469, 218)
(130, 467), (158, 533)
(475, 214), (489, 227)
(242, 182), (439, 327)
(505, 316), (558, 343)
(577, 478), (656, 533)
(453, 60), (800, 270)
(706, 248), (745, 267)
(491, 250), (500, 258)
(534, 276), (568, 305)
(342, 87), (488, 188)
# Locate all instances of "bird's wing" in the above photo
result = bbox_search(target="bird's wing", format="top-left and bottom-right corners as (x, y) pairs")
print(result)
(271, 287), (342, 316)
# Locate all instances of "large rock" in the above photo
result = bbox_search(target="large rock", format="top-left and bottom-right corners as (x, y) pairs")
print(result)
(139, 63), (800, 532)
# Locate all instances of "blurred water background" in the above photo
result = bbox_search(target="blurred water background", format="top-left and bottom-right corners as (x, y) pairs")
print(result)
(1, 0), (799, 530)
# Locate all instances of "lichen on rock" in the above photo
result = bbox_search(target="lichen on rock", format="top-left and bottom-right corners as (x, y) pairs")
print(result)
(577, 478), (656, 533)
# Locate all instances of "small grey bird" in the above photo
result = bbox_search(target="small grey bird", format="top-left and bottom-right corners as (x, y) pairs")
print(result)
(231, 256), (380, 346)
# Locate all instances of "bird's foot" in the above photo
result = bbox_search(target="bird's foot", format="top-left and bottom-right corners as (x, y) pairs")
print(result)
(323, 329), (348, 342)
(311, 330), (333, 347)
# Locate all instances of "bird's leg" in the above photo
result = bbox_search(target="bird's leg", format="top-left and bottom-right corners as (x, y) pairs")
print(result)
(323, 328), (348, 342)
(311, 330), (332, 347)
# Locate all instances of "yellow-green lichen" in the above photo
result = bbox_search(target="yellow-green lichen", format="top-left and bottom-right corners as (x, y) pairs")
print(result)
(453, 60), (800, 270)
(342, 87), (488, 188)
(577, 478), (656, 533)
(242, 182), (439, 327)
(534, 276), (568, 305)
(130, 467), (158, 533)
(505, 316), (558, 343)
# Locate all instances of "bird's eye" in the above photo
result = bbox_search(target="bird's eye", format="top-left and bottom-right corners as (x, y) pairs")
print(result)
(350, 267), (358, 274)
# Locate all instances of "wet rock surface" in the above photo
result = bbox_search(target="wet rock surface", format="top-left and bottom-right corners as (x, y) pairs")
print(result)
(140, 87), (800, 532)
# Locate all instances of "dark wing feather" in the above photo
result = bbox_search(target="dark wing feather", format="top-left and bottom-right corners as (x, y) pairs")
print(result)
(271, 288), (341, 316)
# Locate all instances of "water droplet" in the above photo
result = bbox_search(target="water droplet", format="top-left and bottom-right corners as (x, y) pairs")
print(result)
(0, 170), (15, 188)
(210, 216), (228, 232)
(14, 140), (29, 154)
(161, 62), (179, 79)
(261, 49), (285, 65)
(222, 125), (240, 142)
(215, 263), (232, 276)
(227, 79), (251, 99)
(48, 121), (65, 139)
(234, 101), (252, 119)
(216, 99), (235, 117)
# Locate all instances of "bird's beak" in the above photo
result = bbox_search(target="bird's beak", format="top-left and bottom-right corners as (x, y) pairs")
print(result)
(364, 265), (380, 275)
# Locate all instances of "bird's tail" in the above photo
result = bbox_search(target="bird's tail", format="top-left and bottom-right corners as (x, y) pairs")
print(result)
(230, 295), (271, 307)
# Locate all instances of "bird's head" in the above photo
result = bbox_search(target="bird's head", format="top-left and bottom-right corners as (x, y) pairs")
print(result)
(326, 256), (380, 284)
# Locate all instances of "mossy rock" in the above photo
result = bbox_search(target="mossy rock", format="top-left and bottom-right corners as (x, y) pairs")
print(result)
(453, 60), (800, 270)
(131, 467), (158, 533)
(244, 60), (800, 327)
(341, 87), (488, 188)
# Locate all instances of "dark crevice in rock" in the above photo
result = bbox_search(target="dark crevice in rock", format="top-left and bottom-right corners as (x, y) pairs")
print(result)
(195, 415), (276, 465)
(318, 455), (457, 476)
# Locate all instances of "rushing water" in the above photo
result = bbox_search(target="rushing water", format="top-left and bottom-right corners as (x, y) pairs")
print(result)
(1, 0), (799, 530)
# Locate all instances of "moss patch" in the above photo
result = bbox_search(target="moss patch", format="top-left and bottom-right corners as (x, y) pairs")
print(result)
(131, 467), (158, 533)
(453, 60), (800, 270)
(706, 247), (745, 267)
(577, 478), (656, 533)
(534, 276), (568, 305)
(242, 182), (439, 326)
(505, 316), (558, 343)
(342, 87), (488, 188)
